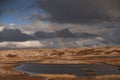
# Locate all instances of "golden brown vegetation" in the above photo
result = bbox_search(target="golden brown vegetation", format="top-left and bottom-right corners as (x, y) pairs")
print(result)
(96, 75), (120, 80)
(0, 46), (119, 80)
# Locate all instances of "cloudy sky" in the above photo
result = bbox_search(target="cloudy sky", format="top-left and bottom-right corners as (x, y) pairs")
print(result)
(0, 0), (120, 48)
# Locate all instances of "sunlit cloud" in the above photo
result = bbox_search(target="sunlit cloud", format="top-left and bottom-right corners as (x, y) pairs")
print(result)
(0, 41), (44, 48)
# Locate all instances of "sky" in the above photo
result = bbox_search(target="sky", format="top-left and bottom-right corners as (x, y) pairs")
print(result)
(0, 0), (47, 24)
(0, 0), (120, 49)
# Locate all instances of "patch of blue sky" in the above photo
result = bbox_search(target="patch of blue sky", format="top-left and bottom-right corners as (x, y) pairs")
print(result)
(0, 0), (38, 25)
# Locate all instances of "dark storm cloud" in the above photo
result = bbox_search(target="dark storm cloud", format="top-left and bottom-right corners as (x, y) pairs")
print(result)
(0, 28), (35, 41)
(98, 0), (120, 20)
(34, 28), (99, 38)
(107, 28), (120, 44)
(37, 0), (120, 23)
(37, 0), (110, 23)
(103, 0), (120, 9)
(34, 28), (76, 38)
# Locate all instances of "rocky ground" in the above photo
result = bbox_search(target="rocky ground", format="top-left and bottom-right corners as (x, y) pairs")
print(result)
(0, 46), (120, 80)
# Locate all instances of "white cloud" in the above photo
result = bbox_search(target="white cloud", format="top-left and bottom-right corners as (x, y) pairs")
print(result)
(9, 23), (15, 26)
(74, 37), (106, 47)
(0, 24), (5, 31)
(0, 41), (44, 48)
(0, 27), (4, 31)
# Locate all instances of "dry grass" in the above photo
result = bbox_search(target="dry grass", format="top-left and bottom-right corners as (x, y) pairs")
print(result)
(0, 46), (120, 80)
(96, 75), (120, 80)
(0, 74), (85, 80)
(0, 74), (46, 80)
(35, 74), (85, 80)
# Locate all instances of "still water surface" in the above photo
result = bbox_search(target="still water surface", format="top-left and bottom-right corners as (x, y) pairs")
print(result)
(14, 63), (120, 76)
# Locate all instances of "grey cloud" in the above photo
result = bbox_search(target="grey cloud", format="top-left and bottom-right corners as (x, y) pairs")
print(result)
(99, 0), (120, 10)
(37, 0), (110, 23)
(108, 28), (120, 44)
(100, 26), (120, 45)
(31, 11), (51, 21)
(34, 28), (99, 38)
(76, 32), (98, 38)
(97, 0), (120, 20)
(34, 28), (76, 38)
(0, 28), (35, 41)
(37, 0), (120, 23)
